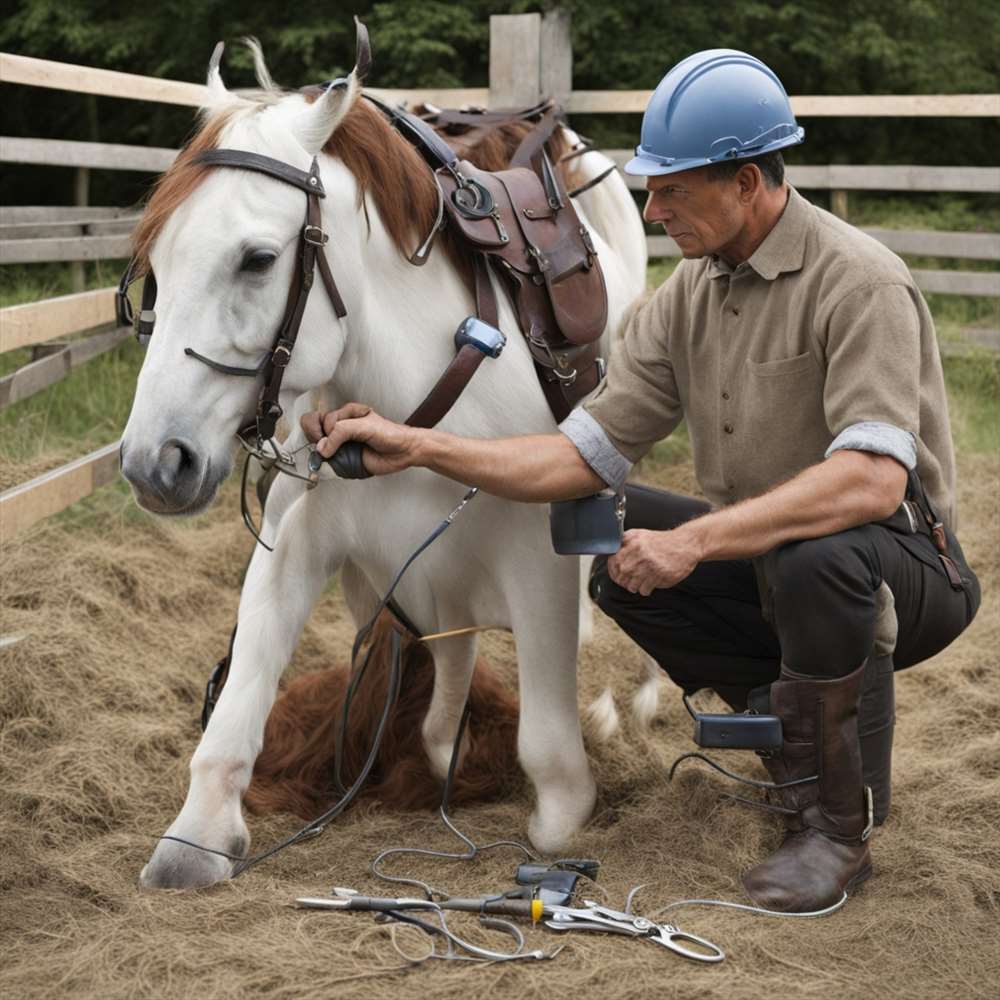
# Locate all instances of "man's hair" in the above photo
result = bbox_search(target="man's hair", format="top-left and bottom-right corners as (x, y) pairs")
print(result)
(705, 150), (785, 189)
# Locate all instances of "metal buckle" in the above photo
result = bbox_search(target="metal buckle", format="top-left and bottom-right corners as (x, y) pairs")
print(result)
(529, 330), (577, 385)
(303, 224), (329, 246)
(271, 341), (293, 368)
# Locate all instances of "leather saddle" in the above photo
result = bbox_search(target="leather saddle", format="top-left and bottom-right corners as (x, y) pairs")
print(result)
(373, 96), (610, 423)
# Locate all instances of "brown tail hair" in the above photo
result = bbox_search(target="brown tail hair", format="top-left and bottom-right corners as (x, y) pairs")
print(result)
(245, 613), (520, 818)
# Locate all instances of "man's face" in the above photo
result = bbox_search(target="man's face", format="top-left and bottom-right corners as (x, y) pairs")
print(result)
(643, 167), (746, 260)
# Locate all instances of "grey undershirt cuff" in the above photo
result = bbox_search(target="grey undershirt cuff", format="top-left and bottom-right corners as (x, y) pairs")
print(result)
(558, 408), (632, 492)
(825, 421), (917, 470)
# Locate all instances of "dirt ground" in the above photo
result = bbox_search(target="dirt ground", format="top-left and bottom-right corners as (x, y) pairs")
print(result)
(1, 453), (997, 1000)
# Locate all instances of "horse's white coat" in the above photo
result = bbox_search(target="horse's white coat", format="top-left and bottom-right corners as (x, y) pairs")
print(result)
(126, 63), (647, 888)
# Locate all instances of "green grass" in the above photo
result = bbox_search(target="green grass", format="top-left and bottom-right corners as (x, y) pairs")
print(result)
(0, 260), (127, 309)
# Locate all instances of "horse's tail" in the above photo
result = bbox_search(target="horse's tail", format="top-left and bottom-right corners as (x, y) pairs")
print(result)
(244, 612), (520, 819)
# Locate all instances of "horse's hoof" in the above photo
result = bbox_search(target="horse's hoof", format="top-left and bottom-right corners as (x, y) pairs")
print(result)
(527, 777), (596, 855)
(138, 836), (242, 890)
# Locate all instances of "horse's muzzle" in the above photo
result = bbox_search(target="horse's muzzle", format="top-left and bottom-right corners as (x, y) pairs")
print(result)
(121, 436), (219, 514)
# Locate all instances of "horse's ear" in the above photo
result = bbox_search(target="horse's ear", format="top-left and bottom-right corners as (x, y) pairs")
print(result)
(292, 75), (360, 154)
(291, 18), (369, 154)
(204, 41), (230, 108)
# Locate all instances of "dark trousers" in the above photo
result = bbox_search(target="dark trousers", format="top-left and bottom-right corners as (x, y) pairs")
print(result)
(591, 484), (981, 691)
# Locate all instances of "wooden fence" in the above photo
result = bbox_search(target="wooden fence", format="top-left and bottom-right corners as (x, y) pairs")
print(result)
(1, 11), (998, 536)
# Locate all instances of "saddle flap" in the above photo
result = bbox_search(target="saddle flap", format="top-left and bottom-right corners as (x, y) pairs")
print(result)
(438, 162), (518, 251)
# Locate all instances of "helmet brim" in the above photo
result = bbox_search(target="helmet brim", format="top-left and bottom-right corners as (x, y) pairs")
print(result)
(624, 153), (702, 177)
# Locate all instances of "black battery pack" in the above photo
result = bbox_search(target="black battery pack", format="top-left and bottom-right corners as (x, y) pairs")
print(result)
(692, 712), (783, 750)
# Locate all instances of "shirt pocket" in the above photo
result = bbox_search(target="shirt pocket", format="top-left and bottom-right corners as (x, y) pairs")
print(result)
(747, 351), (817, 378)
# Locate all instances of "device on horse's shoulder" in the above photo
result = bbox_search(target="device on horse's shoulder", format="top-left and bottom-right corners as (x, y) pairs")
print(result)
(684, 693), (783, 751)
(549, 490), (625, 555)
(309, 316), (506, 481)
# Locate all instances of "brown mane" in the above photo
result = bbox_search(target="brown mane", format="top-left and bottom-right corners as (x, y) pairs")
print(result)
(131, 92), (574, 283)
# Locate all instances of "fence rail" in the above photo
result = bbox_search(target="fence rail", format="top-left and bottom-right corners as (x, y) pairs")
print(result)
(0, 440), (122, 536)
(0, 287), (117, 353)
(4, 51), (999, 117)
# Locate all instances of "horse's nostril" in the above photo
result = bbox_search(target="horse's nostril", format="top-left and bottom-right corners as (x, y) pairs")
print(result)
(156, 438), (200, 492)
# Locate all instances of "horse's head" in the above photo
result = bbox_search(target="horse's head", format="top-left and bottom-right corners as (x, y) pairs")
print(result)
(120, 25), (397, 515)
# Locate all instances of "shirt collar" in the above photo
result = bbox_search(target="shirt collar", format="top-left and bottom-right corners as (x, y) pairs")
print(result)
(707, 186), (809, 281)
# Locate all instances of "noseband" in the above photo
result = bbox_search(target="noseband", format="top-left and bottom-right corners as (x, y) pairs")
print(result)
(117, 148), (348, 446)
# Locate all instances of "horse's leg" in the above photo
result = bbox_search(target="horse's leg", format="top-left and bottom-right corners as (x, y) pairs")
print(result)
(510, 571), (596, 854)
(139, 485), (344, 889)
(421, 633), (479, 780)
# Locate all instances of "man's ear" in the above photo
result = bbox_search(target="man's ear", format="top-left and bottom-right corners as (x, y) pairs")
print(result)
(736, 163), (763, 203)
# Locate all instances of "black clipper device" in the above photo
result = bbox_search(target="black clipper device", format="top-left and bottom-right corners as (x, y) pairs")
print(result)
(683, 692), (783, 751)
(514, 859), (600, 906)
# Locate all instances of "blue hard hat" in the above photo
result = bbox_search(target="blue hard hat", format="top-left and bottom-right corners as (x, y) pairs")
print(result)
(626, 49), (804, 177)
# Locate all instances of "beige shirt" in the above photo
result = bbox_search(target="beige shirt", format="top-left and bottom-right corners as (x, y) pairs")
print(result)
(565, 186), (957, 528)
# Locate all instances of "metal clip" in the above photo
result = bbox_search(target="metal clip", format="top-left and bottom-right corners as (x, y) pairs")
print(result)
(490, 210), (509, 244)
(526, 244), (550, 272)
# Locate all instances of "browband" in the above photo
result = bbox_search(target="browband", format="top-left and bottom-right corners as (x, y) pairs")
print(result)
(193, 149), (326, 197)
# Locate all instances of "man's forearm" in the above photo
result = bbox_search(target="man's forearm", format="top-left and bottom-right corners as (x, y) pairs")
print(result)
(415, 429), (606, 502)
(681, 451), (907, 562)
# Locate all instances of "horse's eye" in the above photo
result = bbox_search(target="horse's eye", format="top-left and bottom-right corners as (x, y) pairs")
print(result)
(241, 249), (277, 273)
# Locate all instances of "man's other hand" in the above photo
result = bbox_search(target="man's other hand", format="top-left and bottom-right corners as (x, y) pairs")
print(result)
(300, 403), (421, 477)
(607, 527), (703, 596)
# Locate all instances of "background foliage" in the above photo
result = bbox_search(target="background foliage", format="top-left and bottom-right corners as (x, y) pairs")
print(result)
(3, 0), (999, 207)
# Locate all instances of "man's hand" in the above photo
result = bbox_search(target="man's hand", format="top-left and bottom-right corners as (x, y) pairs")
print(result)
(607, 526), (703, 596)
(300, 403), (422, 477)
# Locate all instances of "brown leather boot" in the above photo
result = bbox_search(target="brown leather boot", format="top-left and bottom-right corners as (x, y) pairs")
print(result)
(741, 661), (874, 912)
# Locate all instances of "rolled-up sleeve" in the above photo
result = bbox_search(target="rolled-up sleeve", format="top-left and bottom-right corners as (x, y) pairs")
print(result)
(825, 420), (917, 470)
(558, 407), (632, 491)
(581, 281), (684, 464)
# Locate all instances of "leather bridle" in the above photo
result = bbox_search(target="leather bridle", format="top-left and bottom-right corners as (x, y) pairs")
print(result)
(118, 148), (348, 449)
(117, 137), (503, 471)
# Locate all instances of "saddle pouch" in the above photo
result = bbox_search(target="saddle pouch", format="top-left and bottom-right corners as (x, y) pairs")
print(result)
(440, 160), (608, 346)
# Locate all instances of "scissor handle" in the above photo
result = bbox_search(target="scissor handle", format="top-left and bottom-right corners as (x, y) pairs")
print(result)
(659, 926), (726, 964)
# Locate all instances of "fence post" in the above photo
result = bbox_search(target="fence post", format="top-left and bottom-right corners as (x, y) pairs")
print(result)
(540, 10), (572, 106)
(831, 188), (849, 220)
(71, 166), (89, 292)
(489, 13), (542, 107)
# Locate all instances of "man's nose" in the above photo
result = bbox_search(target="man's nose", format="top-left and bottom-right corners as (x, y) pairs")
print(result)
(643, 192), (670, 224)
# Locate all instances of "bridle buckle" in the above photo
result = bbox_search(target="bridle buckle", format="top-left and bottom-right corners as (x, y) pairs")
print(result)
(303, 224), (329, 246)
(271, 340), (294, 368)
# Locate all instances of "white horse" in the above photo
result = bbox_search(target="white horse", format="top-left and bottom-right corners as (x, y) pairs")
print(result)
(123, 41), (647, 889)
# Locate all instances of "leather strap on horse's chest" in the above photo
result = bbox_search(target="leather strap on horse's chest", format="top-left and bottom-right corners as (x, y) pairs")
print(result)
(402, 254), (498, 429)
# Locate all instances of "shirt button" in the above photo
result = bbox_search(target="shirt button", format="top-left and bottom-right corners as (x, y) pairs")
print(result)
(728, 483), (736, 491)
(724, 422), (734, 434)
(721, 391), (730, 400)
(731, 306), (740, 316)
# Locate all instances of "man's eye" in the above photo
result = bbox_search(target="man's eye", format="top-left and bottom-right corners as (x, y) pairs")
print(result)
(241, 250), (278, 273)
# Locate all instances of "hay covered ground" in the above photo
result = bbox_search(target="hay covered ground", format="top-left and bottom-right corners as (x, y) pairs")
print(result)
(2, 441), (997, 1000)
